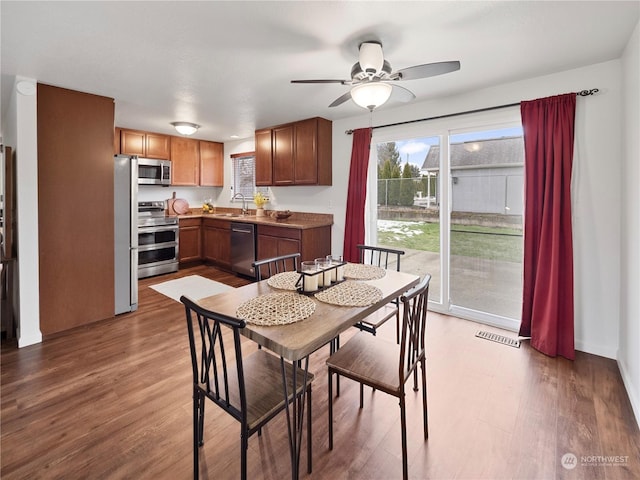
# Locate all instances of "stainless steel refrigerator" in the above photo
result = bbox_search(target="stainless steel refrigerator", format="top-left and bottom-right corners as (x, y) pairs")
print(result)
(114, 154), (139, 314)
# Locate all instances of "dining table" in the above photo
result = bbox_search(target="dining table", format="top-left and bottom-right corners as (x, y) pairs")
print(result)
(197, 266), (420, 480)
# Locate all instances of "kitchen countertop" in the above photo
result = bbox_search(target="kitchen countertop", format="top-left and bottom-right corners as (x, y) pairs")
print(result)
(176, 208), (333, 230)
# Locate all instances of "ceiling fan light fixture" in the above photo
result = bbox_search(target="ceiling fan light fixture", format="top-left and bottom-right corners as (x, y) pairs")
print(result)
(171, 121), (200, 136)
(358, 41), (384, 74)
(350, 82), (392, 111)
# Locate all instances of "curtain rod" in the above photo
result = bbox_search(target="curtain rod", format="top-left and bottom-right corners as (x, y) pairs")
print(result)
(344, 88), (599, 135)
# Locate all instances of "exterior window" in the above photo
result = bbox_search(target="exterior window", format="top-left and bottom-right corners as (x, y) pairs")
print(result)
(232, 154), (268, 199)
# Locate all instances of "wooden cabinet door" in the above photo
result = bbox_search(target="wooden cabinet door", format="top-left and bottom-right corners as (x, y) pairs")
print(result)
(171, 136), (200, 185)
(145, 133), (170, 159)
(256, 234), (279, 261)
(199, 140), (224, 186)
(277, 237), (301, 257)
(120, 129), (145, 156)
(256, 225), (302, 260)
(179, 218), (202, 264)
(255, 129), (273, 186)
(273, 125), (294, 185)
(294, 118), (318, 184)
(114, 127), (121, 155)
(203, 222), (231, 269)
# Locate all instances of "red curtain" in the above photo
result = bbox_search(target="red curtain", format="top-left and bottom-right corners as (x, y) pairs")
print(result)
(519, 93), (576, 360)
(343, 128), (372, 262)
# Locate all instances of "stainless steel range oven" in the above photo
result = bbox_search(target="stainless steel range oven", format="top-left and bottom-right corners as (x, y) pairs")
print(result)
(137, 201), (179, 278)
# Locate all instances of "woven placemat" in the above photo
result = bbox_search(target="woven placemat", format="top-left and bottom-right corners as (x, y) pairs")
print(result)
(236, 292), (315, 326)
(315, 281), (383, 307)
(266, 271), (301, 291)
(343, 263), (386, 280)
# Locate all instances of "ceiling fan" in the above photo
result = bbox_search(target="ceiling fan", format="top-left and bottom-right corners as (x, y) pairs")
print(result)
(291, 41), (460, 111)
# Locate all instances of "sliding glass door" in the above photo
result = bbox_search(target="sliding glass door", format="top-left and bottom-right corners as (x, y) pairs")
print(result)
(448, 128), (524, 327)
(373, 135), (443, 304)
(367, 112), (523, 330)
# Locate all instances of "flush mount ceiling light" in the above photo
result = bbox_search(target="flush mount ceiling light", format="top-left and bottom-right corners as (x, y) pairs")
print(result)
(350, 82), (393, 111)
(171, 122), (200, 135)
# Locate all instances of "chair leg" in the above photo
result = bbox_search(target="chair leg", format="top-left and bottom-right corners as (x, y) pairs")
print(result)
(400, 395), (408, 480)
(328, 368), (334, 450)
(193, 391), (200, 480)
(241, 430), (248, 480)
(421, 359), (429, 439)
(330, 337), (340, 396)
(198, 393), (205, 446)
(359, 383), (364, 409)
(307, 384), (312, 474)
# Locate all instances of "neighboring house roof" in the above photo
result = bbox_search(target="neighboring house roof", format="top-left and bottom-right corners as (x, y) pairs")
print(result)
(421, 136), (524, 170)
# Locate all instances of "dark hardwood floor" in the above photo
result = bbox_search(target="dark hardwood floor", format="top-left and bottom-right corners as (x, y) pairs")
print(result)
(2, 265), (639, 479)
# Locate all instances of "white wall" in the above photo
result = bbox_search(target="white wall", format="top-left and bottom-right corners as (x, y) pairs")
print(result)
(619, 20), (640, 426)
(1, 78), (42, 347)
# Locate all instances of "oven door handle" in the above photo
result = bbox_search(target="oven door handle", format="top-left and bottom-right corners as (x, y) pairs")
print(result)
(138, 241), (178, 252)
(138, 225), (179, 234)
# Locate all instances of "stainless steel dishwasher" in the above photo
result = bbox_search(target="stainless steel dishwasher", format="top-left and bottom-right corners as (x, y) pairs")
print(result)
(230, 222), (256, 278)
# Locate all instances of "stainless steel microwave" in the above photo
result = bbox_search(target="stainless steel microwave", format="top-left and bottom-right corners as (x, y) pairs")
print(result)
(138, 158), (171, 185)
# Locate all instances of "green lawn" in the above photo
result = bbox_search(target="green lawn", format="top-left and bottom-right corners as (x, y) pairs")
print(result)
(377, 220), (523, 263)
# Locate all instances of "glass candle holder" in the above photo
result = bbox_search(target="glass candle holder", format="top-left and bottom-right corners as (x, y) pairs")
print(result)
(314, 257), (330, 287)
(300, 261), (319, 292)
(331, 255), (345, 281)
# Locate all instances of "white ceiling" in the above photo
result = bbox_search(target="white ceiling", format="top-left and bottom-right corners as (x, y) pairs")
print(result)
(2, 1), (638, 142)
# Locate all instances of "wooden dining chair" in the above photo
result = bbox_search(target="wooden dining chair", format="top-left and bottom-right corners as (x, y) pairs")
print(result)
(181, 295), (313, 480)
(356, 244), (405, 342)
(252, 252), (301, 281)
(326, 274), (431, 480)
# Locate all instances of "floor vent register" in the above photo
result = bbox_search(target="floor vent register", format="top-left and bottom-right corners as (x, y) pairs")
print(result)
(475, 330), (521, 348)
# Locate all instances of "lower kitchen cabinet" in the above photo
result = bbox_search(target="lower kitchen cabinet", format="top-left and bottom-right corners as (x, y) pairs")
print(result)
(178, 218), (202, 264)
(202, 218), (231, 270)
(256, 224), (331, 264)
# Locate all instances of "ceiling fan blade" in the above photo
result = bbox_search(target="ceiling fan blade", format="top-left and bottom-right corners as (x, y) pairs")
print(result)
(391, 61), (460, 81)
(291, 79), (351, 85)
(390, 84), (416, 103)
(329, 91), (353, 108)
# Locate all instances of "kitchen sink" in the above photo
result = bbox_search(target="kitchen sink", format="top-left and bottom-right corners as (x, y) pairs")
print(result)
(211, 213), (255, 218)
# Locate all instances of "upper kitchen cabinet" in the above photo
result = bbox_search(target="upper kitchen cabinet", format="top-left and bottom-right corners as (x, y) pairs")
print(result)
(114, 127), (121, 154)
(199, 140), (224, 187)
(120, 128), (171, 159)
(255, 117), (332, 186)
(255, 128), (273, 186)
(171, 136), (200, 186)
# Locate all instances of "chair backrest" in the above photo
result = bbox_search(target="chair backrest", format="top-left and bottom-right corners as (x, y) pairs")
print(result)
(252, 252), (301, 281)
(398, 275), (431, 384)
(181, 295), (247, 423)
(357, 244), (404, 272)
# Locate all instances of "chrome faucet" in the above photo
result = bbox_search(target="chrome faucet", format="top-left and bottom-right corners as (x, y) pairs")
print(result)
(232, 193), (248, 215)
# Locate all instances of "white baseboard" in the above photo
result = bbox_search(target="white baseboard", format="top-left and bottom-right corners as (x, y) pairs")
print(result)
(17, 329), (43, 348)
(617, 353), (640, 429)
(574, 339), (617, 359)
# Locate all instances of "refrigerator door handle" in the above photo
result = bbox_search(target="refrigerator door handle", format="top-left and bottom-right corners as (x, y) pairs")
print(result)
(130, 247), (138, 306)
(131, 157), (139, 249)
